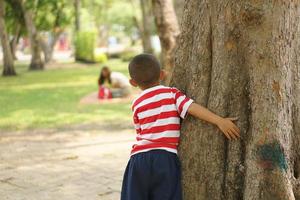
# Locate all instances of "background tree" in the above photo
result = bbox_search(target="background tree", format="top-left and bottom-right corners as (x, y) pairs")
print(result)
(35, 0), (73, 63)
(91, 0), (139, 46)
(18, 0), (44, 70)
(4, 0), (26, 60)
(152, 0), (179, 84)
(74, 0), (80, 32)
(140, 0), (153, 53)
(171, 1), (300, 200)
(0, 0), (16, 76)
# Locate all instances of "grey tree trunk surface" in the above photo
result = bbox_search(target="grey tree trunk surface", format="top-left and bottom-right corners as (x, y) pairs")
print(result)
(152, 0), (179, 84)
(20, 0), (44, 70)
(0, 0), (16, 76)
(170, 1), (300, 199)
(140, 0), (154, 53)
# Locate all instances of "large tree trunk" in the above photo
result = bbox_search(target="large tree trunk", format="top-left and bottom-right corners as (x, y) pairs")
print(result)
(140, 0), (153, 53)
(0, 0), (16, 76)
(152, 0), (179, 84)
(170, 1), (300, 200)
(20, 0), (44, 70)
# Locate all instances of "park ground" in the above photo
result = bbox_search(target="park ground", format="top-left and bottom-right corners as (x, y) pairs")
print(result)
(0, 59), (135, 200)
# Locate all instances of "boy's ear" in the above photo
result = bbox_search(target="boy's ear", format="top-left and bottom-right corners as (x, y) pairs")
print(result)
(160, 70), (167, 81)
(129, 79), (138, 87)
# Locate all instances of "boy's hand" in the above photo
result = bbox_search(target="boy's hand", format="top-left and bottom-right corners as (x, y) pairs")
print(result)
(216, 117), (240, 140)
(187, 103), (241, 140)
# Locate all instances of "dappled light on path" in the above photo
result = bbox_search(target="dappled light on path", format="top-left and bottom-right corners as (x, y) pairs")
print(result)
(0, 126), (134, 200)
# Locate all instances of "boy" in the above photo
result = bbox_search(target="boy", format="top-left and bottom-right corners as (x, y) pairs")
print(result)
(121, 54), (240, 200)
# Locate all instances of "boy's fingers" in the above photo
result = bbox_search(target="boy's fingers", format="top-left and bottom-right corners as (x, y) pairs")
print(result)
(233, 126), (240, 134)
(228, 117), (239, 121)
(231, 128), (240, 138)
(228, 130), (237, 140)
(223, 131), (231, 140)
(231, 126), (240, 136)
(226, 131), (233, 140)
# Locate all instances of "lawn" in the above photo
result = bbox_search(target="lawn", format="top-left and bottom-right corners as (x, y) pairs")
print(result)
(0, 59), (132, 131)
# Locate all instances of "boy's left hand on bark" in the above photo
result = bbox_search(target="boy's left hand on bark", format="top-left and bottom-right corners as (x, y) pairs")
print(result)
(216, 117), (240, 140)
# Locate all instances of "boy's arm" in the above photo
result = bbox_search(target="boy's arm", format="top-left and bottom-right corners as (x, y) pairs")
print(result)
(187, 103), (240, 140)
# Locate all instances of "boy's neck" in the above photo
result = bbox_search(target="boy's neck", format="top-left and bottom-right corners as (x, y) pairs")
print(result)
(140, 82), (161, 91)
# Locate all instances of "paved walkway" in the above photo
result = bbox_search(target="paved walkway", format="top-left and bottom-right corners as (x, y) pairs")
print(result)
(0, 124), (134, 200)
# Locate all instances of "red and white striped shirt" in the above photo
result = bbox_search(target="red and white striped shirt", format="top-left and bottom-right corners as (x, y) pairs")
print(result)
(130, 85), (194, 155)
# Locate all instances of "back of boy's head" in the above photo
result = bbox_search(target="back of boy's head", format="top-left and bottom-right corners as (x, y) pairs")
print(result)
(128, 54), (161, 87)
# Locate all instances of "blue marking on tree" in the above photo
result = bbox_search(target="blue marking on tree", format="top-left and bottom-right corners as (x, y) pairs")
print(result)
(257, 142), (287, 172)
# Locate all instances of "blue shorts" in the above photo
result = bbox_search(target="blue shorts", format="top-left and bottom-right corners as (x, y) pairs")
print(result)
(121, 150), (182, 200)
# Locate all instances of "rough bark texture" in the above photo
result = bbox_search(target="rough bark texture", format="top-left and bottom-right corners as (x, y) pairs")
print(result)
(152, 0), (180, 84)
(20, 0), (44, 70)
(0, 0), (16, 76)
(140, 0), (153, 53)
(174, 0), (185, 27)
(170, 1), (300, 199)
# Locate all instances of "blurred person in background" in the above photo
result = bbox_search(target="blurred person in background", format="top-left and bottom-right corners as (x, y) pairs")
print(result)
(98, 66), (131, 99)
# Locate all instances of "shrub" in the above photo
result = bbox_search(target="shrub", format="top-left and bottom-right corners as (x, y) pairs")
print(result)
(74, 31), (107, 63)
(94, 49), (108, 63)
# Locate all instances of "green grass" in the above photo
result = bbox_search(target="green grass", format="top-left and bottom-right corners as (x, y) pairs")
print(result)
(0, 59), (132, 131)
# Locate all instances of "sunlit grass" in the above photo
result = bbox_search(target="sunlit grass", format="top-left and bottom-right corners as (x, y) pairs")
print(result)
(0, 59), (132, 131)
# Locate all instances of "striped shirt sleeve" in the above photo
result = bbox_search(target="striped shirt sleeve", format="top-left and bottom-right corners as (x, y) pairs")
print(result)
(173, 88), (194, 119)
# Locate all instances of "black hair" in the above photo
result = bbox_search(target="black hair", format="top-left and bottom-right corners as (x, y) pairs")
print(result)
(98, 66), (112, 86)
(128, 54), (161, 87)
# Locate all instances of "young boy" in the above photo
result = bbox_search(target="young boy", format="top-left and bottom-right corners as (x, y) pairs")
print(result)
(121, 54), (240, 200)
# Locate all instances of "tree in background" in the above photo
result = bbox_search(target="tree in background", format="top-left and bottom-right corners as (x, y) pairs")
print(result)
(36, 0), (73, 63)
(152, 0), (179, 84)
(171, 1), (300, 199)
(18, 0), (44, 70)
(4, 0), (26, 60)
(0, 0), (16, 76)
(74, 0), (80, 32)
(140, 0), (153, 53)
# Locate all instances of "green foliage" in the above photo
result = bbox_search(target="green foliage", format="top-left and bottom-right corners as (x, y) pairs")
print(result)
(120, 49), (138, 62)
(75, 31), (107, 63)
(35, 0), (73, 31)
(75, 31), (96, 62)
(94, 49), (108, 63)
(83, 0), (140, 36)
(0, 59), (131, 131)
(4, 0), (73, 36)
(4, 0), (26, 35)
(106, 2), (137, 34)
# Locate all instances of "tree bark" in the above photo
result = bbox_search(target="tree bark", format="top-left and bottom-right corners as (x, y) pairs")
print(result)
(140, 0), (153, 53)
(19, 0), (44, 70)
(40, 31), (62, 63)
(10, 23), (21, 60)
(74, 0), (80, 32)
(0, 0), (16, 76)
(170, 1), (300, 199)
(152, 0), (180, 84)
(173, 0), (184, 27)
